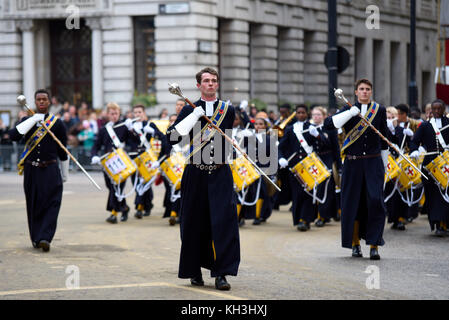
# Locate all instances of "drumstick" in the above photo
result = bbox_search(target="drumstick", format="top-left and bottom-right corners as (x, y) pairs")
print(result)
(400, 122), (410, 151)
(301, 124), (323, 134)
(113, 117), (141, 129)
(17, 95), (102, 190)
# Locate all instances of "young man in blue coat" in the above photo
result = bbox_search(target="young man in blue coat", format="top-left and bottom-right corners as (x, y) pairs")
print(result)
(166, 67), (240, 290)
(324, 79), (389, 260)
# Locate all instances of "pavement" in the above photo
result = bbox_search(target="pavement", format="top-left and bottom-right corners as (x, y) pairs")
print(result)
(0, 171), (449, 300)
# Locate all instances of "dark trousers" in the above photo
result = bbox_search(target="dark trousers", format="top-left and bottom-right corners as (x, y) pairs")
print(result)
(24, 163), (62, 244)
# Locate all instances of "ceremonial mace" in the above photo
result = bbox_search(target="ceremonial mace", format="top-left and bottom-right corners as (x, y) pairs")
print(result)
(17, 95), (102, 190)
(333, 89), (428, 180)
(168, 83), (281, 192)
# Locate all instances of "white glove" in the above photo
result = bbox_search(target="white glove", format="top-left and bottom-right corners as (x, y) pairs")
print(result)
(410, 150), (420, 159)
(143, 124), (155, 135)
(151, 161), (160, 169)
(91, 156), (101, 165)
(386, 119), (395, 134)
(349, 106), (360, 117)
(332, 107), (359, 129)
(60, 159), (69, 183)
(193, 107), (205, 118)
(418, 146), (426, 154)
(124, 118), (134, 131)
(239, 100), (248, 112)
(309, 126), (319, 137)
(403, 128), (414, 137)
(279, 158), (289, 169)
(175, 107), (205, 136)
(237, 129), (253, 138)
(16, 113), (45, 134)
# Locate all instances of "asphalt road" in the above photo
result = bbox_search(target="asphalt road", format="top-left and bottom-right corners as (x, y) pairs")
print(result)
(0, 171), (448, 300)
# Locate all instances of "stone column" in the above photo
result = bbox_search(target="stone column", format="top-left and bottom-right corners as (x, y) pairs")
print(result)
(86, 18), (104, 110)
(17, 20), (36, 107)
(250, 24), (278, 110)
(219, 20), (250, 104)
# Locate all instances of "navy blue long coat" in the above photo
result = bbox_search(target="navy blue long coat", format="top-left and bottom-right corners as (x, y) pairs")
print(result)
(324, 102), (388, 249)
(167, 99), (240, 278)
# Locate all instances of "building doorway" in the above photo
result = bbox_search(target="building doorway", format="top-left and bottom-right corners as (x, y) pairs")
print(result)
(50, 19), (92, 107)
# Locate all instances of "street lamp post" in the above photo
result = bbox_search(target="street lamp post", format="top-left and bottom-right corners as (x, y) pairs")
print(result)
(409, 0), (418, 110)
(328, 0), (338, 111)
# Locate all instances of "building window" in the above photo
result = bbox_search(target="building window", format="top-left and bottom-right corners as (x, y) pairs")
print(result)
(133, 16), (156, 94)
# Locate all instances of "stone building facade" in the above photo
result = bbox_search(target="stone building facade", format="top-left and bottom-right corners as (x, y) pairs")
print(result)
(0, 0), (438, 123)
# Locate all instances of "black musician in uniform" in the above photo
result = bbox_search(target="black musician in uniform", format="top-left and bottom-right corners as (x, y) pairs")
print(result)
(91, 102), (140, 224)
(166, 67), (239, 290)
(278, 104), (319, 231)
(409, 99), (449, 236)
(324, 79), (389, 260)
(9, 89), (69, 252)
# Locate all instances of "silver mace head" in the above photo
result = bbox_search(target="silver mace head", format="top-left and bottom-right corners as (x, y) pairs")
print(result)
(168, 83), (184, 99)
(17, 95), (27, 106)
(333, 88), (346, 102)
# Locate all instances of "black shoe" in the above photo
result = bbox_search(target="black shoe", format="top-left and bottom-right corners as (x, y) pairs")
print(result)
(32, 241), (39, 249)
(315, 219), (325, 227)
(134, 211), (143, 219)
(169, 216), (177, 226)
(297, 221), (310, 232)
(334, 215), (341, 222)
(260, 218), (267, 223)
(370, 248), (381, 260)
(120, 206), (130, 222)
(38, 240), (50, 252)
(238, 218), (245, 227)
(190, 275), (204, 286)
(435, 228), (446, 237)
(253, 218), (261, 225)
(396, 221), (406, 230)
(143, 210), (151, 217)
(215, 276), (231, 291)
(352, 245), (363, 258)
(407, 217), (414, 223)
(106, 215), (118, 224)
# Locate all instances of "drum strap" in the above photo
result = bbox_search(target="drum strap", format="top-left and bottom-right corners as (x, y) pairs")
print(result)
(106, 123), (122, 149)
(293, 122), (313, 155)
(341, 102), (378, 156)
(17, 114), (57, 175)
(134, 122), (152, 150)
(185, 100), (229, 161)
(430, 118), (448, 149)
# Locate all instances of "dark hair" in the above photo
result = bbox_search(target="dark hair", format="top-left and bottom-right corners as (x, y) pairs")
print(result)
(279, 103), (291, 111)
(35, 89), (51, 99)
(395, 103), (409, 115)
(132, 104), (145, 112)
(354, 79), (373, 90)
(431, 99), (446, 107)
(296, 104), (308, 113)
(196, 67), (219, 84)
(409, 108), (422, 120)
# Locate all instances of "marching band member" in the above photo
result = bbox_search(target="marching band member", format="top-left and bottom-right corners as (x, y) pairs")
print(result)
(278, 104), (318, 231)
(310, 106), (342, 227)
(395, 103), (423, 223)
(166, 68), (240, 291)
(90, 102), (140, 224)
(324, 79), (389, 260)
(409, 99), (449, 237)
(252, 117), (276, 225)
(9, 89), (69, 252)
(127, 105), (169, 219)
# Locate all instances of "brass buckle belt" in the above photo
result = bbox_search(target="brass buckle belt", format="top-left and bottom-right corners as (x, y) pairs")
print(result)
(194, 164), (223, 171)
(26, 159), (57, 167)
(346, 153), (380, 160)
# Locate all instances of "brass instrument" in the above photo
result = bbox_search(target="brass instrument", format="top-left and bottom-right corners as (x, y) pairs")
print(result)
(272, 112), (296, 138)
